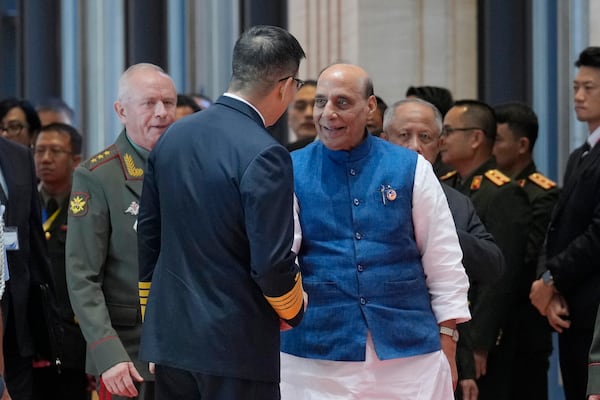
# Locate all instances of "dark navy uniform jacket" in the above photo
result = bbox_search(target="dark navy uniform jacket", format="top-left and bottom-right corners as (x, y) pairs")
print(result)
(138, 95), (304, 383)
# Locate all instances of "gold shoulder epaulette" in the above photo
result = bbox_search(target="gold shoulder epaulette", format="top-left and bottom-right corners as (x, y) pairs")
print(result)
(484, 169), (511, 187)
(528, 172), (557, 190)
(82, 145), (118, 171)
(439, 170), (457, 181)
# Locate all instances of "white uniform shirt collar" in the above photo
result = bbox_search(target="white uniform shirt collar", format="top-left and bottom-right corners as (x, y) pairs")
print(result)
(223, 93), (266, 127)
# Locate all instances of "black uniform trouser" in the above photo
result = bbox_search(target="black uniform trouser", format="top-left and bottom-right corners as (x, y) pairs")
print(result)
(559, 327), (592, 400)
(4, 295), (34, 400)
(154, 364), (279, 400)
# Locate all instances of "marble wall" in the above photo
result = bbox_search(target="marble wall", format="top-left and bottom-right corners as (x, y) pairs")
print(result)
(288, 0), (478, 106)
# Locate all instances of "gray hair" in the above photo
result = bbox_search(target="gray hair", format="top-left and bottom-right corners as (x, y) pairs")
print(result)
(383, 97), (443, 135)
(117, 63), (169, 102)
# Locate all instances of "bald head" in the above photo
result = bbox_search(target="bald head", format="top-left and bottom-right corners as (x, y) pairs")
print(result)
(314, 64), (377, 151)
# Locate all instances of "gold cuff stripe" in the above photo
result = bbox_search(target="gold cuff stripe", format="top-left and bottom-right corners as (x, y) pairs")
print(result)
(139, 282), (151, 323)
(264, 273), (304, 320)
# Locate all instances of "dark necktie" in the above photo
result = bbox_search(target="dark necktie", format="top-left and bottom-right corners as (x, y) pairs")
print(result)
(581, 142), (591, 158)
(46, 198), (59, 218)
(577, 142), (591, 167)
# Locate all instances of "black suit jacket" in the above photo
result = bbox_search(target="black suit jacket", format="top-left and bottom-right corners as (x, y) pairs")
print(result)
(543, 143), (600, 331)
(0, 137), (53, 357)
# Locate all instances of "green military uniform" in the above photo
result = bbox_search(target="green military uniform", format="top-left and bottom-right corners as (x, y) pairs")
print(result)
(512, 163), (559, 399)
(442, 158), (531, 400)
(66, 131), (152, 383)
(588, 305), (600, 397)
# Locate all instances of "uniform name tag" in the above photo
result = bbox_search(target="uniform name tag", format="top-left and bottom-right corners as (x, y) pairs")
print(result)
(3, 227), (19, 250)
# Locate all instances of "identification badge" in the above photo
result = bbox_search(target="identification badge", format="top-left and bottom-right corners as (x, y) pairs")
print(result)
(3, 227), (19, 250)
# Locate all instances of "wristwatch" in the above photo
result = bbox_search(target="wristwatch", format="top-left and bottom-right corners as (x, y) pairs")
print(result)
(542, 270), (554, 286)
(439, 326), (459, 342)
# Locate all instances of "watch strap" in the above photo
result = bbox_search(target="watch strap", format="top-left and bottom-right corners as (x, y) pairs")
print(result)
(439, 326), (459, 342)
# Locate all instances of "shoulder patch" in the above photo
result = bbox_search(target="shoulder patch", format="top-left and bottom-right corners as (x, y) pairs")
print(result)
(528, 172), (557, 190)
(82, 145), (118, 171)
(470, 175), (483, 190)
(69, 192), (90, 217)
(439, 170), (457, 181)
(484, 169), (511, 187)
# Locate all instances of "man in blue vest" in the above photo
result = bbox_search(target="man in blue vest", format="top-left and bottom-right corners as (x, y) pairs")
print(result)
(280, 63), (471, 399)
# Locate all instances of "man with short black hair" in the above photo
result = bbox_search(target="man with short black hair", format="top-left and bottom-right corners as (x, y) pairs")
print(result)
(531, 46), (600, 400)
(33, 123), (87, 400)
(441, 100), (531, 399)
(137, 26), (306, 400)
(286, 79), (317, 151)
(493, 102), (559, 399)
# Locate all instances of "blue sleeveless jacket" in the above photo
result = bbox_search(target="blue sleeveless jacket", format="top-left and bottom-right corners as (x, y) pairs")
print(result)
(281, 134), (440, 361)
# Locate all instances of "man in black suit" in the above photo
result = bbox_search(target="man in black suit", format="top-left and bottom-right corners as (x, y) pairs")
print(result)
(137, 25), (306, 399)
(33, 123), (88, 400)
(0, 135), (55, 400)
(530, 46), (600, 400)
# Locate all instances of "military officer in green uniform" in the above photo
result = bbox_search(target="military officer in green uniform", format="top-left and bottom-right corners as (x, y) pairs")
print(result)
(440, 100), (531, 400)
(493, 102), (560, 400)
(66, 63), (177, 400)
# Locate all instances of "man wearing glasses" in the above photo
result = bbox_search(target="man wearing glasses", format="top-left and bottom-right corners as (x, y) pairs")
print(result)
(0, 97), (42, 148)
(137, 25), (306, 399)
(33, 123), (88, 399)
(440, 100), (531, 399)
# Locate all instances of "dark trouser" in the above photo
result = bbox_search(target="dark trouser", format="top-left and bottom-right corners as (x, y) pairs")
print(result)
(154, 364), (280, 400)
(33, 366), (90, 400)
(4, 308), (33, 400)
(559, 327), (592, 400)
(511, 307), (552, 400)
(476, 323), (518, 400)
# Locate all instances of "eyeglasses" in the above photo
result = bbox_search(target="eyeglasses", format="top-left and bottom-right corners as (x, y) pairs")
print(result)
(0, 122), (27, 137)
(441, 126), (483, 137)
(279, 76), (305, 90)
(33, 146), (72, 157)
